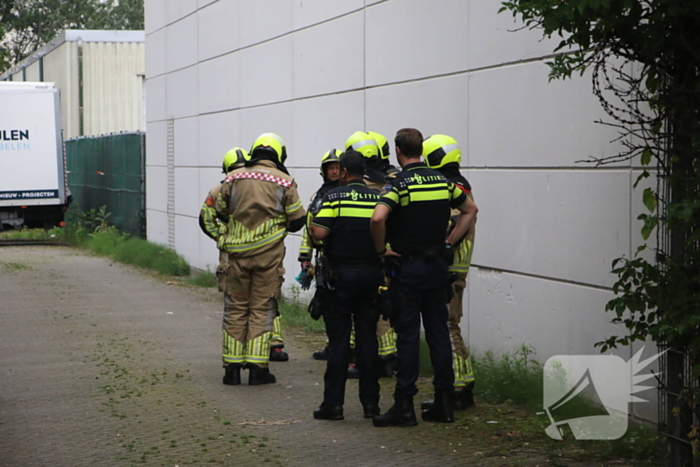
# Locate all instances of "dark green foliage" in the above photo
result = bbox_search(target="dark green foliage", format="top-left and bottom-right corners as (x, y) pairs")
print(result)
(502, 0), (700, 453)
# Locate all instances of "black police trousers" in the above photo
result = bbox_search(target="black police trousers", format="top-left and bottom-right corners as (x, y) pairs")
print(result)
(391, 256), (455, 396)
(323, 264), (384, 407)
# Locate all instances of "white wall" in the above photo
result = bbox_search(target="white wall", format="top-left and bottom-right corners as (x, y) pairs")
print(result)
(145, 0), (657, 421)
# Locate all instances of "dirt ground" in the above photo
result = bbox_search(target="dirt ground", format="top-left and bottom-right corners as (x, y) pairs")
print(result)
(0, 246), (649, 467)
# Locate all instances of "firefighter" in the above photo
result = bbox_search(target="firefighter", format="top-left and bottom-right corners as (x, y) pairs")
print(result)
(420, 134), (477, 411)
(200, 147), (289, 379)
(298, 149), (342, 360)
(214, 133), (306, 385)
(370, 128), (478, 427)
(345, 131), (398, 378)
(309, 150), (384, 420)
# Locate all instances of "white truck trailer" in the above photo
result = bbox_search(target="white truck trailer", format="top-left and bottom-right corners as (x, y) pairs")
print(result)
(0, 82), (70, 230)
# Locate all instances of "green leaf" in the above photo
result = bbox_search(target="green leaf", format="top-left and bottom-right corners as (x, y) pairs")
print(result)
(640, 148), (652, 166)
(643, 188), (657, 212)
(641, 215), (658, 240)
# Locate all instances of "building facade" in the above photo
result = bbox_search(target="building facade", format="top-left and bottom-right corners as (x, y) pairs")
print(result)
(1, 30), (145, 138)
(145, 0), (656, 420)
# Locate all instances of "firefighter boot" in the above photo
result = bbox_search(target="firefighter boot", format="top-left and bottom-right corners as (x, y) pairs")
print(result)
(422, 382), (475, 410)
(247, 364), (277, 386)
(269, 345), (289, 362)
(313, 403), (344, 421)
(223, 364), (241, 386)
(421, 390), (455, 423)
(372, 393), (417, 427)
(456, 382), (475, 410)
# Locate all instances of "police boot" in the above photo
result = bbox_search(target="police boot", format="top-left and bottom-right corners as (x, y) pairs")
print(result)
(362, 404), (380, 419)
(269, 345), (289, 362)
(222, 364), (241, 386)
(455, 382), (475, 410)
(247, 364), (277, 386)
(421, 390), (455, 423)
(380, 354), (397, 378)
(372, 393), (417, 427)
(347, 364), (360, 379)
(313, 402), (344, 421)
(312, 346), (329, 360)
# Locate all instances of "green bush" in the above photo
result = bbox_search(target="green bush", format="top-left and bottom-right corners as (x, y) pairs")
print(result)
(472, 344), (544, 408)
(184, 271), (218, 288)
(0, 228), (49, 240)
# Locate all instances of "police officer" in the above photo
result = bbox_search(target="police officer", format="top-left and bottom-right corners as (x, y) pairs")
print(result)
(420, 134), (477, 411)
(345, 131), (398, 377)
(370, 128), (478, 427)
(214, 133), (306, 385)
(298, 149), (342, 360)
(309, 150), (384, 420)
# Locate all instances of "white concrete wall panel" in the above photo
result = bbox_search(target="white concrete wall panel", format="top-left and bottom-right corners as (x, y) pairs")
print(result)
(174, 214), (202, 268)
(239, 1), (293, 48)
(145, 0), (167, 34)
(146, 121), (168, 167)
(365, 0), (469, 86)
(146, 166), (168, 212)
(174, 117), (200, 167)
(294, 91), (365, 168)
(199, 231), (221, 272)
(198, 53), (240, 114)
(199, 167), (224, 201)
(198, 0), (217, 8)
(198, 111), (242, 168)
(239, 37), (294, 107)
(469, 62), (626, 168)
(146, 75), (167, 122)
(147, 209), (169, 245)
(469, 169), (631, 288)
(164, 0), (199, 27)
(467, 268), (622, 358)
(292, 0), (364, 29)
(239, 101), (296, 153)
(468, 0), (558, 70)
(146, 29), (166, 78)
(198, 1), (239, 61)
(166, 67), (199, 119)
(293, 12), (364, 98)
(365, 74), (469, 156)
(174, 167), (201, 217)
(165, 14), (199, 73)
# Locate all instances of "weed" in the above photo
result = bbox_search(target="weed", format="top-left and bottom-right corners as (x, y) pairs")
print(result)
(0, 261), (29, 272)
(184, 270), (218, 288)
(278, 295), (325, 334)
(0, 228), (48, 240)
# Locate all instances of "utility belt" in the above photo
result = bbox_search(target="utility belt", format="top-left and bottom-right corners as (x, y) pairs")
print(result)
(396, 243), (454, 266)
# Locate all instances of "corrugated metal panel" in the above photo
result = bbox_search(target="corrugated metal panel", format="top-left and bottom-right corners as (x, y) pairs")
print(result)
(43, 43), (80, 138)
(25, 61), (40, 81)
(83, 42), (145, 136)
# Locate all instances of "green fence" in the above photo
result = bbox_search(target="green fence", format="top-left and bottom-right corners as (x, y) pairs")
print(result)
(66, 132), (146, 237)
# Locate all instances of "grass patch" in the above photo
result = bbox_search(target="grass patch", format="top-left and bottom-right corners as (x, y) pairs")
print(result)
(1, 261), (29, 272)
(183, 271), (218, 288)
(278, 296), (325, 334)
(0, 228), (49, 240)
(473, 344), (543, 408)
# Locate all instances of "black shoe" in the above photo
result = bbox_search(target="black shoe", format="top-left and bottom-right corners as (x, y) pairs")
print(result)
(421, 390), (455, 423)
(248, 364), (277, 386)
(223, 364), (241, 386)
(270, 346), (289, 362)
(363, 404), (380, 419)
(422, 382), (475, 410)
(455, 383), (475, 410)
(347, 364), (360, 379)
(312, 347), (329, 360)
(313, 403), (344, 421)
(380, 354), (397, 378)
(372, 394), (417, 427)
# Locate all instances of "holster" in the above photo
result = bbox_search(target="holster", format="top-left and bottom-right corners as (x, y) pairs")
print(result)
(308, 286), (330, 321)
